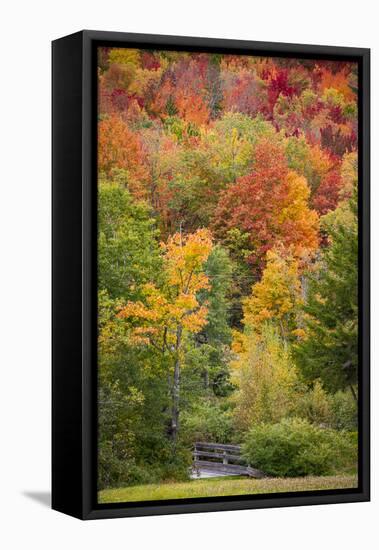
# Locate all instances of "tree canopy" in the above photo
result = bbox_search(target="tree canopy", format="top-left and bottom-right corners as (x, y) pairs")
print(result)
(97, 48), (359, 492)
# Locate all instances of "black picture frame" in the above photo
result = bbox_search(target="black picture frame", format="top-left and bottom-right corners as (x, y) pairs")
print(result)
(52, 30), (370, 520)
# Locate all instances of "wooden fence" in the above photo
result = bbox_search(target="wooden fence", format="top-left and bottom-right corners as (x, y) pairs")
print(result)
(192, 442), (264, 479)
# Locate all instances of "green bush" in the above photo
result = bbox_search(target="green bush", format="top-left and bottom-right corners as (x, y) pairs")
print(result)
(159, 454), (192, 482)
(242, 418), (357, 477)
(98, 428), (192, 490)
(293, 381), (333, 426)
(293, 382), (358, 430)
(98, 453), (191, 490)
(330, 390), (358, 430)
(181, 401), (235, 445)
(98, 439), (136, 490)
(126, 442), (192, 486)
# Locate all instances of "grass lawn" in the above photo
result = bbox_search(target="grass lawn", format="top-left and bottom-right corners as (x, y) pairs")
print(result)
(98, 474), (357, 503)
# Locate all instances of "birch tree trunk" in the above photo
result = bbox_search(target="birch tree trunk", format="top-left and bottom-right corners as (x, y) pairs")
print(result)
(171, 325), (182, 443)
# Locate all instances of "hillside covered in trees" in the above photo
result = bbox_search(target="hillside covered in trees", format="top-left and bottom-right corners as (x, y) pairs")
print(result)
(97, 47), (358, 499)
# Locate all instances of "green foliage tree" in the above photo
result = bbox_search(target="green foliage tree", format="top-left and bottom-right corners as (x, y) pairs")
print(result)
(294, 188), (358, 399)
(195, 245), (234, 395)
(98, 180), (162, 300)
(98, 181), (172, 488)
(200, 246), (233, 345)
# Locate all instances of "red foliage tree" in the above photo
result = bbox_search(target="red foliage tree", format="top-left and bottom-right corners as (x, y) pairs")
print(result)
(312, 168), (343, 215)
(213, 139), (319, 269)
(151, 56), (210, 124)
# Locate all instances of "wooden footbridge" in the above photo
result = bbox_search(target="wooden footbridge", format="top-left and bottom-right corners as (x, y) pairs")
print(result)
(191, 442), (265, 479)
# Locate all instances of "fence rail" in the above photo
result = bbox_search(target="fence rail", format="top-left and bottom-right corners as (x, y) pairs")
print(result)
(192, 442), (265, 479)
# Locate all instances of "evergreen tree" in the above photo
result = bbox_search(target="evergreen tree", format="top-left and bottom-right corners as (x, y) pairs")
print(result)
(295, 189), (358, 399)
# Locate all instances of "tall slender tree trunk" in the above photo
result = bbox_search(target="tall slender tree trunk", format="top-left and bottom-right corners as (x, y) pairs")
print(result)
(171, 325), (182, 444)
(349, 383), (358, 403)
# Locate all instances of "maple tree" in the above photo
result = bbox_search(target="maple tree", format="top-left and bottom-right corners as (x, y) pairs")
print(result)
(220, 67), (267, 117)
(285, 136), (334, 193)
(319, 65), (356, 102)
(242, 248), (304, 343)
(118, 228), (213, 442)
(213, 139), (319, 269)
(312, 167), (342, 215)
(98, 115), (148, 198)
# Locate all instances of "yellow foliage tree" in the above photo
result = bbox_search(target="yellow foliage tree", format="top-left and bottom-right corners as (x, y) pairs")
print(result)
(108, 48), (140, 67)
(232, 325), (299, 429)
(118, 228), (213, 441)
(278, 171), (319, 258)
(243, 248), (304, 342)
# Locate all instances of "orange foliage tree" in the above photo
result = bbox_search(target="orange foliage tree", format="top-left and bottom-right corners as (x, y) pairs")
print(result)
(98, 115), (148, 198)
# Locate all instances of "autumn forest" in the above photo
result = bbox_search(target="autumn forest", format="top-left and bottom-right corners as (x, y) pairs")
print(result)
(97, 47), (359, 502)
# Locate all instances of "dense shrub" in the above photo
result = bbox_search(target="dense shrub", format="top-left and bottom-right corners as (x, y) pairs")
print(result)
(98, 439), (136, 490)
(126, 454), (191, 486)
(157, 449), (192, 482)
(293, 380), (333, 426)
(232, 325), (299, 430)
(294, 383), (358, 430)
(329, 390), (358, 430)
(242, 418), (357, 477)
(181, 401), (235, 445)
(98, 445), (191, 490)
